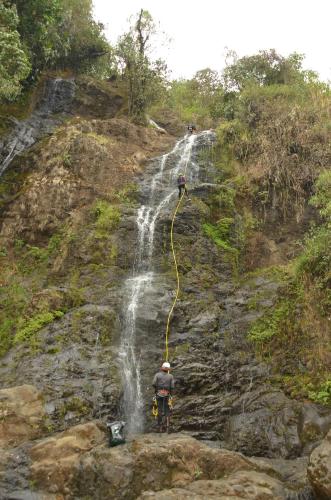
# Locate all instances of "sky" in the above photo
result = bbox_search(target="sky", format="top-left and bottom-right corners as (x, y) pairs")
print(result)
(93, 0), (331, 82)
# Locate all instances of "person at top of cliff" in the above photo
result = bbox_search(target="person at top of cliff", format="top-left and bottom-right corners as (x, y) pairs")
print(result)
(152, 362), (175, 433)
(177, 173), (189, 199)
(187, 124), (197, 134)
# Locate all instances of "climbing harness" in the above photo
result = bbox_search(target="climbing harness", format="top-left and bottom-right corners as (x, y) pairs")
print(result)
(164, 190), (185, 362)
(152, 395), (173, 419)
(152, 396), (158, 418)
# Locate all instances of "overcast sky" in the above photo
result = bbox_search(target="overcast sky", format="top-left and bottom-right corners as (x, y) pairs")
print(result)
(93, 0), (331, 82)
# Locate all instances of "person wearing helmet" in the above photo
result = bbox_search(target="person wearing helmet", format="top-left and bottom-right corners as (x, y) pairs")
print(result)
(177, 173), (189, 199)
(187, 124), (197, 134)
(152, 362), (175, 433)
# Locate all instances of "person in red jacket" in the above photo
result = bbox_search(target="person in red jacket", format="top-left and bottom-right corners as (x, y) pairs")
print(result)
(177, 173), (189, 199)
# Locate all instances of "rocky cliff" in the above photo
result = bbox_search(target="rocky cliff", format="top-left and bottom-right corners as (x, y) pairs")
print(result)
(0, 77), (330, 499)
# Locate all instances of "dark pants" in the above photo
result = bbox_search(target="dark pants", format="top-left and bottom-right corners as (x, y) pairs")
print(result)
(178, 184), (188, 199)
(157, 396), (170, 426)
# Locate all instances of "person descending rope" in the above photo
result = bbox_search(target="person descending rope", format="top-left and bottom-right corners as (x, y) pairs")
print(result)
(152, 362), (175, 433)
(187, 124), (197, 134)
(177, 173), (189, 199)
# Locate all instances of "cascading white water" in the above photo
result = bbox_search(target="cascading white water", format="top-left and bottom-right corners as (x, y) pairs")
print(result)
(119, 132), (207, 434)
(119, 272), (153, 433)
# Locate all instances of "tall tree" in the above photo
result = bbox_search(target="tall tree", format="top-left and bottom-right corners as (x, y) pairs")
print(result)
(223, 49), (317, 91)
(0, 2), (31, 100)
(13, 0), (64, 73)
(10, 0), (109, 78)
(57, 0), (109, 71)
(117, 9), (167, 122)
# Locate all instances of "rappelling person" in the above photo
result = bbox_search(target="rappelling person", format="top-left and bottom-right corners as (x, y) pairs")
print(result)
(152, 361), (175, 433)
(177, 173), (189, 199)
(187, 123), (196, 134)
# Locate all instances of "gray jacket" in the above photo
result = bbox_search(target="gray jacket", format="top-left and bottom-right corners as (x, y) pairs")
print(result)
(152, 371), (175, 393)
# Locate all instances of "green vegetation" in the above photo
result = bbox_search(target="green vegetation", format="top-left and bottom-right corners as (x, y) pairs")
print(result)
(308, 380), (331, 405)
(3, 0), (108, 91)
(163, 68), (224, 127)
(223, 50), (317, 90)
(116, 9), (167, 121)
(0, 2), (31, 100)
(296, 169), (331, 317)
(0, 0), (330, 417)
(14, 310), (64, 344)
(248, 281), (303, 346)
(0, 280), (29, 356)
(0, 224), (76, 357)
(203, 219), (240, 276)
(59, 396), (90, 419)
(92, 200), (121, 236)
(114, 183), (138, 204)
(203, 219), (236, 253)
(247, 169), (331, 404)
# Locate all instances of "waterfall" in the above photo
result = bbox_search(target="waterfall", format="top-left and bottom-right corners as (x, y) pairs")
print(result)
(119, 131), (215, 434)
(0, 78), (75, 176)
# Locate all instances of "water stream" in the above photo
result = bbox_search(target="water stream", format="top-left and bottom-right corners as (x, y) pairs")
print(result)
(119, 130), (214, 434)
(0, 78), (75, 176)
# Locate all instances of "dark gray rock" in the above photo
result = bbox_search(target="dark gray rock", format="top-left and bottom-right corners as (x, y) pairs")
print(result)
(0, 78), (76, 176)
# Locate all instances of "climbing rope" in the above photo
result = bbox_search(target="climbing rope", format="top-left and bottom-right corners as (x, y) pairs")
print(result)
(164, 191), (185, 361)
(164, 134), (196, 361)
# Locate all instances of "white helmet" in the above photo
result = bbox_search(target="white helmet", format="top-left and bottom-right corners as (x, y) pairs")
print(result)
(162, 362), (170, 370)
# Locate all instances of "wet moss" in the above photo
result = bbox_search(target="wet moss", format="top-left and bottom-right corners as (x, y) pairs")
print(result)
(14, 310), (64, 344)
(58, 396), (90, 419)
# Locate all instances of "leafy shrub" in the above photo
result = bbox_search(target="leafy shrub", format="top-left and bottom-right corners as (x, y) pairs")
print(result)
(203, 219), (235, 253)
(248, 301), (293, 344)
(0, 319), (15, 357)
(115, 183), (138, 204)
(14, 310), (64, 344)
(295, 169), (331, 315)
(310, 170), (331, 219)
(295, 226), (331, 281)
(93, 200), (121, 235)
(309, 380), (331, 405)
(25, 245), (48, 261)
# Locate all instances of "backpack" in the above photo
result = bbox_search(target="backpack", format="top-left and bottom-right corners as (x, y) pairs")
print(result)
(107, 421), (125, 447)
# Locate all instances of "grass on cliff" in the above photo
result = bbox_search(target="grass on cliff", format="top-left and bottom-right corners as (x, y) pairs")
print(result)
(14, 310), (64, 344)
(202, 174), (257, 276)
(215, 83), (331, 220)
(92, 200), (121, 236)
(247, 170), (331, 405)
(0, 196), (123, 357)
(247, 264), (331, 405)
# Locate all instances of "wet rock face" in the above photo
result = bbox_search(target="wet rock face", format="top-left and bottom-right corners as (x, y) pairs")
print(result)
(139, 185), (326, 458)
(0, 304), (122, 431)
(0, 77), (126, 179)
(0, 117), (174, 245)
(0, 97), (330, 497)
(0, 78), (76, 176)
(308, 429), (331, 499)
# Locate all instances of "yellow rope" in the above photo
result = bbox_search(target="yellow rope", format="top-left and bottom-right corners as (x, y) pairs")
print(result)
(165, 134), (194, 361)
(165, 191), (185, 361)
